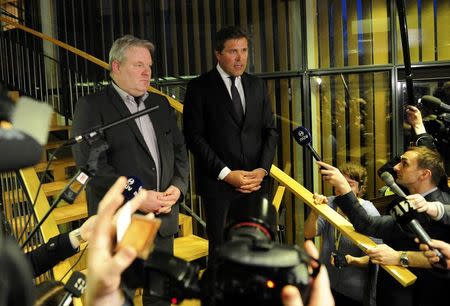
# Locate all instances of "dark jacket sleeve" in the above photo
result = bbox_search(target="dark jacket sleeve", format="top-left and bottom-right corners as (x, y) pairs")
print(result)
(334, 191), (397, 240)
(26, 233), (78, 277)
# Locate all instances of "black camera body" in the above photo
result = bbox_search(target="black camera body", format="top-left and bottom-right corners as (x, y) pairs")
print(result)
(127, 195), (318, 305)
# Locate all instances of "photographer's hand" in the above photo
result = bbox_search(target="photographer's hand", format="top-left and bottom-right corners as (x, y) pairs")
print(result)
(406, 105), (426, 134)
(280, 240), (334, 306)
(87, 177), (152, 306)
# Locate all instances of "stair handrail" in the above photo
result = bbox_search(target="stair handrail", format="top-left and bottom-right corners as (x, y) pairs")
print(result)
(0, 16), (417, 286)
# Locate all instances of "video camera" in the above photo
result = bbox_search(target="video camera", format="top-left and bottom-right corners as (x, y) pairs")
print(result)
(124, 195), (318, 305)
(418, 95), (450, 147)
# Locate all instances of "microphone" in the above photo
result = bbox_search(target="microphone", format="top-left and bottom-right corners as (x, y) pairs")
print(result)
(123, 176), (143, 201)
(64, 105), (159, 146)
(389, 198), (447, 268)
(57, 271), (87, 306)
(419, 95), (450, 112)
(380, 171), (407, 198)
(21, 169), (92, 248)
(117, 176), (144, 242)
(291, 126), (322, 161)
(0, 129), (42, 171)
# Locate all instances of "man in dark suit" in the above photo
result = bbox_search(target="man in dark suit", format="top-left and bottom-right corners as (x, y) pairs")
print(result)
(315, 146), (450, 306)
(183, 26), (278, 258)
(72, 35), (189, 305)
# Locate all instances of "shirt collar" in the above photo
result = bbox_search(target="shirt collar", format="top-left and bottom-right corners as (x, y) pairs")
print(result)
(421, 187), (438, 198)
(216, 63), (241, 82)
(111, 81), (149, 104)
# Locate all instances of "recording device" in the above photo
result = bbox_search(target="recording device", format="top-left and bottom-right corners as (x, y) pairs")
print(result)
(380, 171), (407, 198)
(0, 129), (42, 171)
(419, 95), (450, 113)
(417, 95), (450, 149)
(291, 126), (322, 161)
(331, 251), (348, 268)
(57, 271), (87, 306)
(123, 176), (143, 201)
(125, 195), (318, 305)
(389, 198), (447, 268)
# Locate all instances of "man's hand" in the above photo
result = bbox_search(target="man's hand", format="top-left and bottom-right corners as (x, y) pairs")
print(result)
(87, 177), (141, 306)
(407, 194), (439, 219)
(224, 169), (265, 193)
(313, 193), (328, 205)
(281, 240), (334, 306)
(418, 238), (450, 269)
(236, 168), (266, 193)
(139, 186), (180, 214)
(405, 105), (426, 134)
(366, 244), (400, 265)
(316, 161), (352, 195)
(79, 215), (97, 242)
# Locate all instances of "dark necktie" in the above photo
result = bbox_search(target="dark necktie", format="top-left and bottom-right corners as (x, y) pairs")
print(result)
(229, 76), (244, 123)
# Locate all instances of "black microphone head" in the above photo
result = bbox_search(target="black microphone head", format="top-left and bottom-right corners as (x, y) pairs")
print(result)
(292, 126), (312, 146)
(420, 95), (442, 107)
(0, 129), (42, 171)
(389, 199), (417, 225)
(123, 176), (143, 201)
(380, 171), (395, 186)
(64, 271), (86, 298)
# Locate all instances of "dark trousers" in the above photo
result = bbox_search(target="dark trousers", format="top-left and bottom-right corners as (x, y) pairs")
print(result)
(203, 181), (270, 264)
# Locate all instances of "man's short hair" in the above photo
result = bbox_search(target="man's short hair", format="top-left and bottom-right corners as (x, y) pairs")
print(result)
(406, 146), (445, 186)
(215, 26), (249, 53)
(338, 162), (368, 196)
(108, 35), (155, 71)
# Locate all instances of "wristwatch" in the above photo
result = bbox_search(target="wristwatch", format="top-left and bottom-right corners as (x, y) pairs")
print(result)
(400, 251), (409, 267)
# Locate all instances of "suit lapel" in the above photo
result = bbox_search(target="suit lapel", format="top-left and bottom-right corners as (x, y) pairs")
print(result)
(240, 73), (251, 126)
(212, 68), (243, 127)
(107, 85), (153, 158)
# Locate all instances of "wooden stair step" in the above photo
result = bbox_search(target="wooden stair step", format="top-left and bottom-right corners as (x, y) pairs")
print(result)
(44, 140), (66, 150)
(49, 125), (71, 132)
(174, 234), (208, 262)
(34, 157), (76, 173)
(52, 201), (88, 224)
(178, 213), (193, 236)
(42, 180), (70, 197)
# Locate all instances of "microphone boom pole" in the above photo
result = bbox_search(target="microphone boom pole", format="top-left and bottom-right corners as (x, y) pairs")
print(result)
(396, 0), (416, 106)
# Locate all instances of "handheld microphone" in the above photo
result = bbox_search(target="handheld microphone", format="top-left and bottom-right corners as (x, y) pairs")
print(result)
(123, 176), (143, 201)
(419, 95), (450, 112)
(0, 129), (42, 171)
(389, 199), (447, 268)
(57, 271), (87, 306)
(380, 171), (407, 198)
(117, 176), (144, 242)
(291, 126), (322, 161)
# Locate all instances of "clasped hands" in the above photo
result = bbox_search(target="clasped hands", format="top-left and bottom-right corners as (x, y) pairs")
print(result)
(224, 168), (266, 193)
(137, 185), (181, 215)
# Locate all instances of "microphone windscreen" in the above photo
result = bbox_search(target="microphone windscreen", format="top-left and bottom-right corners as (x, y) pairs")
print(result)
(0, 129), (42, 171)
(64, 271), (86, 297)
(123, 176), (143, 201)
(11, 97), (53, 145)
(291, 126), (312, 146)
(420, 95), (442, 107)
(380, 171), (395, 186)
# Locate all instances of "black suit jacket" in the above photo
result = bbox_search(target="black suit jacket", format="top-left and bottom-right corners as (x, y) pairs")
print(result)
(72, 84), (189, 237)
(183, 68), (278, 199)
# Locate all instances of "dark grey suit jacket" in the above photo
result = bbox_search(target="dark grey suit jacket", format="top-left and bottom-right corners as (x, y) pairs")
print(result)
(72, 84), (189, 237)
(183, 68), (278, 199)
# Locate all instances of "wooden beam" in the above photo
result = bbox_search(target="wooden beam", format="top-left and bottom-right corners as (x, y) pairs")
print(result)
(269, 164), (417, 287)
